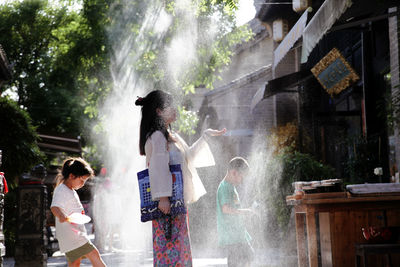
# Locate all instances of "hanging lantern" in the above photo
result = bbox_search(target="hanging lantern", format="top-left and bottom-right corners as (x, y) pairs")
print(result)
(272, 19), (288, 42)
(293, 0), (311, 13)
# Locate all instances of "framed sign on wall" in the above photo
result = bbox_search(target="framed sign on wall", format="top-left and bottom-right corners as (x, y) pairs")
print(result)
(311, 47), (359, 96)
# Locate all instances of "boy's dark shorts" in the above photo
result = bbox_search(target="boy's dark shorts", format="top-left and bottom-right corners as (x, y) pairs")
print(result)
(65, 242), (95, 263)
(224, 242), (254, 267)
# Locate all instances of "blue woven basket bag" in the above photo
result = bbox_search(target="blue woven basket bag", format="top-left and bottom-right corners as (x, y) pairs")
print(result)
(137, 164), (186, 222)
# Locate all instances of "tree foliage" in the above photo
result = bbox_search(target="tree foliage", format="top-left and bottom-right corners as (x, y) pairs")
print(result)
(0, 0), (110, 137)
(173, 106), (199, 135)
(0, 0), (252, 161)
(0, 97), (43, 184)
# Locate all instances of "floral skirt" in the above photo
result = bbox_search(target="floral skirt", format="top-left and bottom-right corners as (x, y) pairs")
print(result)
(152, 213), (192, 267)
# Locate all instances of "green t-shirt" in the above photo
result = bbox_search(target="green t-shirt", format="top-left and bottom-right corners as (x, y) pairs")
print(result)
(216, 179), (251, 247)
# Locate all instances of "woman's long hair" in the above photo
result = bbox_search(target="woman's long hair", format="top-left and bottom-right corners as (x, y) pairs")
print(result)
(135, 90), (173, 155)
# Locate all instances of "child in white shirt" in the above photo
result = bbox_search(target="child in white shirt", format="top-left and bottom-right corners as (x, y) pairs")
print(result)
(51, 158), (107, 267)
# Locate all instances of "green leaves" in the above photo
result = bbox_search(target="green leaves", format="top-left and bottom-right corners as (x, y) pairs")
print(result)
(173, 106), (199, 136)
(0, 0), (111, 137)
(0, 97), (44, 184)
(0, 0), (253, 163)
(103, 0), (252, 95)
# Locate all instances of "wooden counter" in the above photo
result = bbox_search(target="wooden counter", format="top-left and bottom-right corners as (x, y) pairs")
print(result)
(287, 192), (400, 267)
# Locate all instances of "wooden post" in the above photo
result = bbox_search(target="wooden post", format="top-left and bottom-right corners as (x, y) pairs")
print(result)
(295, 212), (307, 267)
(319, 212), (332, 267)
(306, 207), (319, 267)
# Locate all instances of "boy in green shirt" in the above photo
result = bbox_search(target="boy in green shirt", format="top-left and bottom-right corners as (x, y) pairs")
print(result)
(216, 157), (254, 267)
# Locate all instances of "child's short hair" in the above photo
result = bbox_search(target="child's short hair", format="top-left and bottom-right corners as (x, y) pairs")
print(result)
(228, 157), (249, 173)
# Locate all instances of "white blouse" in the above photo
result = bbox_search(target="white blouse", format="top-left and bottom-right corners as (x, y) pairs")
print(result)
(145, 130), (215, 204)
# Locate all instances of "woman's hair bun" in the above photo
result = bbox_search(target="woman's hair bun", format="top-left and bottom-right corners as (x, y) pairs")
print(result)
(135, 96), (145, 106)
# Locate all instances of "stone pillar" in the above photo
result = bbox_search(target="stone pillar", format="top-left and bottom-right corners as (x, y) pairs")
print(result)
(14, 181), (47, 266)
(389, 7), (400, 173)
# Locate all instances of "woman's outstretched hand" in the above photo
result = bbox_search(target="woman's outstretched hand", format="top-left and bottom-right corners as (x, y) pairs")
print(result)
(204, 128), (227, 137)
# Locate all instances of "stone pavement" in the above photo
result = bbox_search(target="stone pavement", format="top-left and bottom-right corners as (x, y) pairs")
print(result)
(3, 224), (296, 266)
(4, 247), (228, 267)
(4, 251), (228, 267)
(3, 224), (229, 267)
(3, 248), (298, 267)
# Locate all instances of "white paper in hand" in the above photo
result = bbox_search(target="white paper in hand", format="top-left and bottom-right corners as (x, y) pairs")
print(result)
(67, 213), (91, 224)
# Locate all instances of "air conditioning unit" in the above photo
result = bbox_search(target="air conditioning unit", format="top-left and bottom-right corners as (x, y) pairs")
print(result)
(293, 0), (311, 12)
(272, 19), (288, 42)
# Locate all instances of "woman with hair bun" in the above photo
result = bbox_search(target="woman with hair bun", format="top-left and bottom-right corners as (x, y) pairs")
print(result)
(135, 90), (226, 266)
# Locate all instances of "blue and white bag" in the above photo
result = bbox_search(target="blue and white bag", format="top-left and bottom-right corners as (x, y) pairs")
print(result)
(137, 164), (186, 222)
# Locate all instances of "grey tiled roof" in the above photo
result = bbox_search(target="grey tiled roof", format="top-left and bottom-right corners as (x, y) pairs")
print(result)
(205, 65), (272, 97)
(233, 18), (269, 54)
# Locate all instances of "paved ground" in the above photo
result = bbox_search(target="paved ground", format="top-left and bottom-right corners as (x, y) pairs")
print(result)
(4, 248), (297, 267)
(4, 225), (297, 266)
(4, 224), (230, 267)
(4, 251), (228, 267)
